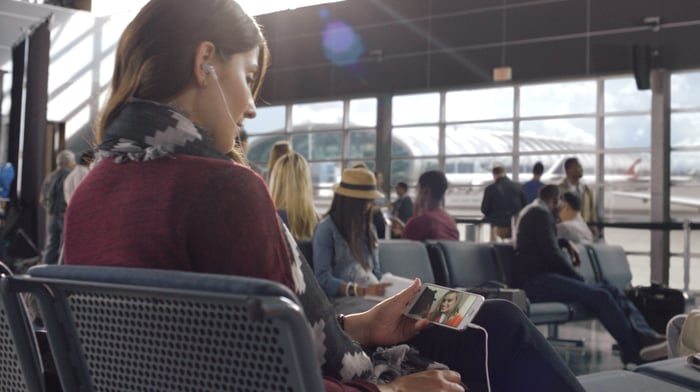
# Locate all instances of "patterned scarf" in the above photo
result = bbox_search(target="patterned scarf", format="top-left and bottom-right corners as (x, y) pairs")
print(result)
(96, 99), (229, 165)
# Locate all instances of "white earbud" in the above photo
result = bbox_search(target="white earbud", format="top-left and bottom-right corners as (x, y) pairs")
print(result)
(202, 63), (217, 80)
(202, 63), (238, 139)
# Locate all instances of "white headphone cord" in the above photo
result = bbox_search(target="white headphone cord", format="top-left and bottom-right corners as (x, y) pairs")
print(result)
(207, 66), (239, 139)
(468, 322), (491, 392)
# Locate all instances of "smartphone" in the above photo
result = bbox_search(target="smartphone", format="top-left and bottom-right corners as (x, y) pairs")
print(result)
(404, 283), (485, 330)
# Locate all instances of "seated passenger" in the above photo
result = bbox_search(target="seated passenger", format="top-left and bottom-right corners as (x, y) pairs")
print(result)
(268, 151), (319, 241)
(557, 191), (594, 242)
(389, 181), (413, 239)
(513, 185), (666, 364)
(391, 170), (458, 241)
(63, 1), (585, 391)
(266, 140), (291, 182)
(312, 168), (393, 313)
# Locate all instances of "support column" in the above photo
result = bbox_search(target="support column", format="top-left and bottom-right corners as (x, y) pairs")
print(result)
(649, 69), (670, 284)
(7, 20), (51, 259)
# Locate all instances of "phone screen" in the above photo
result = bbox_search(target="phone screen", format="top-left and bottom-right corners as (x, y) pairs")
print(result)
(404, 283), (484, 330)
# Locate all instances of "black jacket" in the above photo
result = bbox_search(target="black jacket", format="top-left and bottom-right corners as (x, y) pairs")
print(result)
(511, 201), (584, 287)
(480, 176), (527, 227)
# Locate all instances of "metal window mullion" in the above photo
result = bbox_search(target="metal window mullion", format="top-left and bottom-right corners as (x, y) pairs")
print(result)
(513, 84), (521, 181)
(596, 79), (605, 225)
(438, 91), (446, 172)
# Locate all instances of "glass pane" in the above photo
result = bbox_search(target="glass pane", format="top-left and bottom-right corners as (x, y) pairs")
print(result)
(392, 93), (440, 126)
(310, 161), (342, 187)
(349, 98), (377, 127)
(603, 153), (649, 183)
(604, 115), (651, 148)
(310, 161), (342, 202)
(292, 132), (343, 160)
(445, 122), (512, 155)
(604, 78), (651, 112)
(391, 126), (439, 157)
(345, 160), (375, 172)
(292, 101), (343, 131)
(520, 80), (596, 117)
(445, 156), (512, 188)
(671, 113), (700, 147)
(246, 134), (286, 167)
(245, 105), (286, 134)
(445, 87), (514, 122)
(670, 183), (700, 220)
(348, 130), (376, 159)
(671, 151), (700, 184)
(670, 256), (700, 291)
(671, 71), (700, 109)
(390, 158), (439, 186)
(520, 118), (595, 151)
(602, 229), (651, 286)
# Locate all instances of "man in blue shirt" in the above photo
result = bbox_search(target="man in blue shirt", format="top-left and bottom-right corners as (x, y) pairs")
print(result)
(523, 161), (544, 203)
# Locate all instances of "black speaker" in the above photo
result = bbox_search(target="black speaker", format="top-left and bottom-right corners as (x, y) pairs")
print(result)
(633, 44), (651, 90)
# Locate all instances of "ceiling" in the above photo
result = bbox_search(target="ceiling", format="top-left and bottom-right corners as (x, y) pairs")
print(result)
(0, 0), (79, 69)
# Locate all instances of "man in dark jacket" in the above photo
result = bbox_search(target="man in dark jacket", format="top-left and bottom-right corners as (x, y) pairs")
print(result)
(39, 150), (76, 265)
(480, 164), (526, 241)
(512, 184), (666, 364)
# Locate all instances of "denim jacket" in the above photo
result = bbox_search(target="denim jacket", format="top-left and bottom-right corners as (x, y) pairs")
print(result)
(312, 216), (381, 298)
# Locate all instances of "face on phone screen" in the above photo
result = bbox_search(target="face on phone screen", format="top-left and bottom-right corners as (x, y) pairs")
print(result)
(404, 283), (484, 330)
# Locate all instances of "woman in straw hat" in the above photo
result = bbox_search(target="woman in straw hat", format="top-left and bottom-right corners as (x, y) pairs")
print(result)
(313, 167), (393, 313)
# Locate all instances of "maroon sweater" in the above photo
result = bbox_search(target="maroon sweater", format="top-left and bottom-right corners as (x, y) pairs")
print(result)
(63, 155), (378, 392)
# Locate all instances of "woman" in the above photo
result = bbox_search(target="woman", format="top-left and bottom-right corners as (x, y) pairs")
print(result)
(268, 151), (319, 241)
(266, 140), (292, 181)
(428, 291), (465, 328)
(63, 1), (585, 391)
(313, 168), (394, 313)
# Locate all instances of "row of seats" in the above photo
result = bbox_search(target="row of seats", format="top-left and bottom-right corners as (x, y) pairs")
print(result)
(2, 262), (698, 391)
(300, 239), (700, 391)
(299, 239), (633, 340)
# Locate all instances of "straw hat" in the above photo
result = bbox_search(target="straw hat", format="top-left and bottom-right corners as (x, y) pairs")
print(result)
(334, 168), (384, 200)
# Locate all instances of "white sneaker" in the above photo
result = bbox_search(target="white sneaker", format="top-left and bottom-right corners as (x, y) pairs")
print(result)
(639, 341), (668, 362)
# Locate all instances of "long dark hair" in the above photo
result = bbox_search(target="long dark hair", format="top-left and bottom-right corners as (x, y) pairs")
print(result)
(327, 194), (377, 268)
(97, 0), (269, 162)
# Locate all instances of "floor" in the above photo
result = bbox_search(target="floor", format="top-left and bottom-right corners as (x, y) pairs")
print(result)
(541, 319), (637, 377)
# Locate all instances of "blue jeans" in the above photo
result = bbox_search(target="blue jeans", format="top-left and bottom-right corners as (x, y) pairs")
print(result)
(522, 273), (658, 355)
(41, 215), (64, 265)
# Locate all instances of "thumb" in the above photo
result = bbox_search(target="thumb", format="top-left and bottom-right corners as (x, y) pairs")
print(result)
(397, 278), (422, 302)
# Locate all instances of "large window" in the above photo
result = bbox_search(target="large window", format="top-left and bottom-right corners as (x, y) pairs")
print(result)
(248, 71), (699, 290)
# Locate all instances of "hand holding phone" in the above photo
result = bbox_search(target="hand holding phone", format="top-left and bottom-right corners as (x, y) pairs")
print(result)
(404, 283), (484, 330)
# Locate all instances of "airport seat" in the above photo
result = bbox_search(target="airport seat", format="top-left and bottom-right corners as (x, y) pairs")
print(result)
(17, 265), (324, 392)
(424, 242), (450, 286)
(0, 262), (48, 392)
(429, 241), (500, 289)
(586, 243), (633, 291)
(378, 240), (435, 283)
(578, 370), (694, 391)
(635, 357), (700, 391)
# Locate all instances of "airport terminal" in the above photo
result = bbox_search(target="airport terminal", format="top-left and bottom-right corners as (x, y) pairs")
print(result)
(0, 0), (699, 391)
